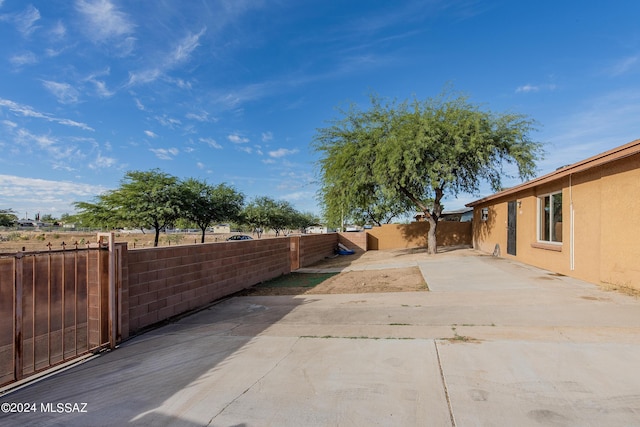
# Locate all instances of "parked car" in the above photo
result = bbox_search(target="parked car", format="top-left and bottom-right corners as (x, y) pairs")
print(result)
(226, 235), (253, 241)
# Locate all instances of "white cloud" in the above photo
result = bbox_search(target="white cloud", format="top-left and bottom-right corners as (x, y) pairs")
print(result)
(134, 98), (145, 110)
(14, 4), (41, 36)
(196, 162), (205, 169)
(10, 51), (37, 67)
(127, 28), (205, 86)
(50, 20), (66, 39)
(84, 68), (115, 97)
(42, 80), (80, 104)
(199, 137), (222, 149)
(56, 118), (94, 131)
(144, 130), (158, 138)
(0, 98), (93, 131)
(0, 174), (108, 215)
(171, 28), (206, 64)
(75, 0), (135, 43)
(128, 68), (161, 86)
(186, 111), (216, 122)
(238, 146), (253, 154)
(16, 128), (56, 148)
(88, 152), (117, 169)
(516, 84), (539, 93)
(154, 115), (182, 128)
(14, 129), (82, 162)
(269, 148), (298, 158)
(607, 55), (639, 77)
(92, 79), (114, 97)
(515, 83), (556, 94)
(149, 147), (179, 160)
(228, 134), (250, 144)
(262, 158), (276, 164)
(279, 191), (314, 201)
(261, 131), (273, 142)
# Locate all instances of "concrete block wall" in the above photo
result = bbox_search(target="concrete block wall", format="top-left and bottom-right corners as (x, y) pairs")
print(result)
(338, 232), (367, 253)
(298, 233), (339, 267)
(126, 238), (291, 334)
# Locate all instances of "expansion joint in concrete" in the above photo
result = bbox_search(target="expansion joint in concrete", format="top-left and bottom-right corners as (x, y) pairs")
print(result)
(434, 340), (456, 427)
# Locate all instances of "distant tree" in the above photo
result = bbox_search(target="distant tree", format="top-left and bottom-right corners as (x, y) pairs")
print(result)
(243, 197), (306, 237)
(0, 209), (18, 227)
(314, 89), (543, 253)
(180, 179), (245, 243)
(243, 197), (272, 238)
(72, 201), (120, 230)
(75, 169), (182, 247)
(269, 200), (297, 237)
(290, 211), (320, 233)
(40, 213), (58, 225)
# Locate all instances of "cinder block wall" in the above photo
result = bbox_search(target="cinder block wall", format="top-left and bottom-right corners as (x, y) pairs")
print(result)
(298, 233), (339, 267)
(339, 232), (367, 253)
(126, 238), (291, 334)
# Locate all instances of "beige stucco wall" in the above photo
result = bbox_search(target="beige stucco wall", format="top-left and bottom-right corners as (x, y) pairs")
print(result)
(366, 222), (472, 250)
(472, 153), (640, 290)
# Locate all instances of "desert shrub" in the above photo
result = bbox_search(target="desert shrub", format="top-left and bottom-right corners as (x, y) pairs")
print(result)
(7, 232), (22, 241)
(164, 234), (184, 245)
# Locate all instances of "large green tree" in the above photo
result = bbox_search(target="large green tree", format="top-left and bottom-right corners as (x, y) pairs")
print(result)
(314, 90), (543, 254)
(75, 169), (182, 247)
(180, 179), (245, 243)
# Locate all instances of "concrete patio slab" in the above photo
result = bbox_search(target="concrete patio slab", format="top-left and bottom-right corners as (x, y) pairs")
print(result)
(2, 249), (640, 426)
(438, 340), (640, 427)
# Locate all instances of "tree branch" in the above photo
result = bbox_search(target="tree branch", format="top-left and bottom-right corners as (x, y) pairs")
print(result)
(398, 186), (430, 215)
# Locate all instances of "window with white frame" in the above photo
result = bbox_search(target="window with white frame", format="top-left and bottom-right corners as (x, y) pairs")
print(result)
(481, 207), (489, 221)
(538, 191), (563, 243)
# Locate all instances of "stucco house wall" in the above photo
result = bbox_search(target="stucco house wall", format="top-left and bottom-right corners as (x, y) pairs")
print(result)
(468, 140), (640, 291)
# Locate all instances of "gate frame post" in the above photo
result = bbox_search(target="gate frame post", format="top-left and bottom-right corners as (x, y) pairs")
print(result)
(97, 233), (116, 349)
(13, 253), (24, 382)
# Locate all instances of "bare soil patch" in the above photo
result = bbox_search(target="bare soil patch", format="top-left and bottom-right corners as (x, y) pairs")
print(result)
(246, 267), (427, 296)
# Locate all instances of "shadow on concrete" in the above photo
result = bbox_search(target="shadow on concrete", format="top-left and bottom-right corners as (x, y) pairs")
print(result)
(0, 294), (306, 426)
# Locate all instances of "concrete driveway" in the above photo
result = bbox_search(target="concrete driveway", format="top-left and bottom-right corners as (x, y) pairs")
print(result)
(2, 249), (640, 426)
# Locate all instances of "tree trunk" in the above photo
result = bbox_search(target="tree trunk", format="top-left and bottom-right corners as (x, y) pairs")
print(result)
(154, 228), (160, 247)
(397, 185), (444, 255)
(426, 215), (437, 254)
(200, 226), (206, 244)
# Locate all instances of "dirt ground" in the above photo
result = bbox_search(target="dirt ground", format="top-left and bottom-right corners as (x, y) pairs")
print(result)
(244, 247), (450, 296)
(0, 230), (260, 253)
(246, 267), (428, 296)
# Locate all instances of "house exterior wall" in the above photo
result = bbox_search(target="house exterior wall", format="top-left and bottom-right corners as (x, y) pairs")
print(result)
(471, 152), (640, 290)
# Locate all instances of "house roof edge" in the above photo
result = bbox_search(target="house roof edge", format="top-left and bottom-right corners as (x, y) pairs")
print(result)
(466, 138), (640, 207)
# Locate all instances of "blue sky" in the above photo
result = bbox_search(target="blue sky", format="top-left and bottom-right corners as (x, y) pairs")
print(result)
(1, 1), (640, 219)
